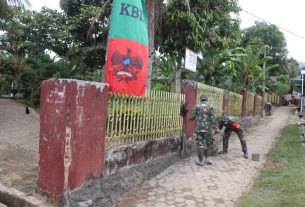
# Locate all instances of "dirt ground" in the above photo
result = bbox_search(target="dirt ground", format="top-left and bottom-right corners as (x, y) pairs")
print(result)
(0, 143), (38, 195)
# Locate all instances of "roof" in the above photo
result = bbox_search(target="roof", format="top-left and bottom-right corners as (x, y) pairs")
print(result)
(291, 76), (304, 93)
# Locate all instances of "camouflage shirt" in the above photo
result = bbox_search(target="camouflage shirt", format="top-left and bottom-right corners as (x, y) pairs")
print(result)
(218, 115), (243, 131)
(191, 103), (217, 133)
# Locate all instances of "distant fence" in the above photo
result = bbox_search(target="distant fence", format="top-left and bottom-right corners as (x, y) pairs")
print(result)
(106, 91), (184, 148)
(263, 93), (267, 103)
(246, 92), (255, 115)
(228, 92), (243, 116)
(267, 93), (272, 103)
(256, 95), (263, 110)
(265, 92), (280, 105)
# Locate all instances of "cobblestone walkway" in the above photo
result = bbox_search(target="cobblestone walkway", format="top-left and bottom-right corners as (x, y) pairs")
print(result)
(0, 98), (39, 194)
(103, 107), (291, 207)
(0, 98), (39, 154)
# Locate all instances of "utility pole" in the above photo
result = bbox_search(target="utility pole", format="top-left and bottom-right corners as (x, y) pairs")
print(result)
(301, 70), (305, 113)
(262, 48), (267, 104)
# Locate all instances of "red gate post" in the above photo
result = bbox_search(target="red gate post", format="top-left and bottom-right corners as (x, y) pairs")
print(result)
(180, 80), (198, 157)
(182, 80), (198, 139)
(37, 79), (109, 205)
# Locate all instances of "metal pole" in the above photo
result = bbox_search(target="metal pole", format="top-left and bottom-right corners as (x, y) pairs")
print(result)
(300, 74), (304, 113)
(262, 50), (266, 95)
(301, 70), (305, 113)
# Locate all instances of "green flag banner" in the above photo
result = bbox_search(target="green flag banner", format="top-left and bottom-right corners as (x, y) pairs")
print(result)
(105, 0), (149, 96)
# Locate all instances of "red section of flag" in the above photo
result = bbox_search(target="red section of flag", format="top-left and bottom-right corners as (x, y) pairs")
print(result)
(105, 38), (148, 96)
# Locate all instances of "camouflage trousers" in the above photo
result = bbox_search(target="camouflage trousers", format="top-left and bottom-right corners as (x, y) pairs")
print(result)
(222, 127), (247, 153)
(196, 132), (213, 162)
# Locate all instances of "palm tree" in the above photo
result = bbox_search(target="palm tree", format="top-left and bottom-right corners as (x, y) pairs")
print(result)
(146, 0), (163, 92)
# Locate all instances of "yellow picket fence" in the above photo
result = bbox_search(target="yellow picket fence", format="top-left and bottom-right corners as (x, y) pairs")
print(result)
(256, 95), (263, 110)
(105, 83), (280, 149)
(246, 92), (255, 113)
(228, 92), (243, 115)
(263, 93), (268, 103)
(267, 93), (272, 103)
(197, 83), (224, 115)
(106, 91), (184, 148)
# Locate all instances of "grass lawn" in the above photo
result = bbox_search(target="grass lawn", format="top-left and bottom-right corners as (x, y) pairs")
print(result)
(15, 98), (39, 108)
(236, 124), (305, 207)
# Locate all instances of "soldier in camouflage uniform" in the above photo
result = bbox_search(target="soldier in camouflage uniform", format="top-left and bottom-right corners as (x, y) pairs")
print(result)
(191, 95), (219, 166)
(218, 115), (248, 159)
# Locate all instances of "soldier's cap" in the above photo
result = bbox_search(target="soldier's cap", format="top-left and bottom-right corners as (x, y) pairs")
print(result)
(200, 95), (207, 101)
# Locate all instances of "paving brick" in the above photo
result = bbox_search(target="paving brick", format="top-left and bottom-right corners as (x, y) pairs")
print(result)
(106, 107), (292, 207)
(0, 99), (39, 155)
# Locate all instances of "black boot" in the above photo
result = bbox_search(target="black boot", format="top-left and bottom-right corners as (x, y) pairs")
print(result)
(196, 147), (205, 166)
(205, 145), (213, 165)
(242, 144), (248, 159)
(219, 138), (229, 154)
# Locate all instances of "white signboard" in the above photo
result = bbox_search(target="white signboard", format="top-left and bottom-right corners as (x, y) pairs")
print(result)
(184, 48), (197, 72)
(301, 70), (305, 74)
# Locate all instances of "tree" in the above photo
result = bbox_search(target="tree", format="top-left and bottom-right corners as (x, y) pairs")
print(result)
(0, 7), (70, 100)
(0, 8), (31, 77)
(241, 22), (288, 76)
(285, 58), (300, 78)
(152, 55), (176, 92)
(159, 0), (240, 92)
(60, 0), (112, 69)
(145, 0), (164, 92)
(230, 42), (278, 92)
(0, 0), (30, 19)
(272, 58), (299, 97)
(194, 38), (244, 88)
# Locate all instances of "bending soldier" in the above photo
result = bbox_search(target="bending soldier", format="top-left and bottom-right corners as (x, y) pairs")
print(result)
(218, 115), (248, 159)
(190, 95), (219, 166)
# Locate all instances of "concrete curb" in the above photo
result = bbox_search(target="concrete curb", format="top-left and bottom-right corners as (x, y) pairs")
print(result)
(0, 184), (48, 207)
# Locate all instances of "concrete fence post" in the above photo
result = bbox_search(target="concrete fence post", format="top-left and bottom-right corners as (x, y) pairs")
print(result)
(182, 80), (198, 139)
(253, 94), (257, 117)
(240, 89), (247, 117)
(37, 79), (109, 206)
(181, 80), (198, 157)
(222, 90), (229, 115)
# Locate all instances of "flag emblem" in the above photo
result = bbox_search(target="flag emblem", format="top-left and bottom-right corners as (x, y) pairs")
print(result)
(111, 48), (143, 82)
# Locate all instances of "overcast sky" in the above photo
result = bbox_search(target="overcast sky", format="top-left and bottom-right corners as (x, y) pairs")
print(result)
(28, 0), (60, 11)
(29, 0), (305, 62)
(239, 0), (305, 62)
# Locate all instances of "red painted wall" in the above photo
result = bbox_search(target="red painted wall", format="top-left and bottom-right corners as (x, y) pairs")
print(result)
(38, 79), (109, 202)
(38, 80), (68, 197)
